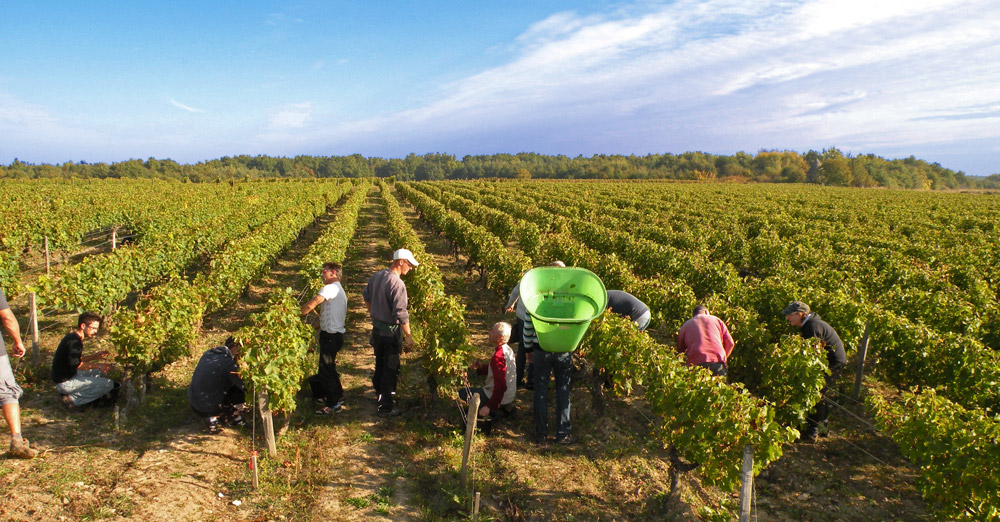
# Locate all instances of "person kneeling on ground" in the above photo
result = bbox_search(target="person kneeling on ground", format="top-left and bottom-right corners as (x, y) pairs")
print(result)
(52, 312), (120, 410)
(459, 322), (517, 432)
(188, 337), (248, 433)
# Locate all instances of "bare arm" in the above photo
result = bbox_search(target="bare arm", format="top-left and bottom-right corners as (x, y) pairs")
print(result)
(0, 308), (26, 358)
(301, 294), (325, 315)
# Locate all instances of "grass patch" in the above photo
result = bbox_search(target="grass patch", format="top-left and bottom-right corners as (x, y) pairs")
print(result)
(345, 496), (369, 508)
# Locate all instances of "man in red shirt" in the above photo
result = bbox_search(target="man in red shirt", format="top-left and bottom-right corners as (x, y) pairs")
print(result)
(676, 305), (734, 377)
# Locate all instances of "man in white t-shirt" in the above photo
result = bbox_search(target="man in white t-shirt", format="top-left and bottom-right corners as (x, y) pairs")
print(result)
(301, 262), (348, 414)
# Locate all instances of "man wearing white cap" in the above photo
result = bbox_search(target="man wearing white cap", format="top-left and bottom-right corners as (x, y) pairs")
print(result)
(363, 248), (418, 416)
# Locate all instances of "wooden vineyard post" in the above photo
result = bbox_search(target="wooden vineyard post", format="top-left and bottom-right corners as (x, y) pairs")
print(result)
(853, 321), (872, 401)
(112, 228), (118, 250)
(473, 491), (481, 522)
(44, 236), (50, 275)
(251, 451), (260, 489)
(738, 445), (754, 522)
(460, 393), (481, 488)
(29, 292), (40, 365)
(257, 389), (277, 458)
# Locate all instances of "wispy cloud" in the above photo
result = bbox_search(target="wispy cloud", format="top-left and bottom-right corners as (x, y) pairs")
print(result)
(310, 0), (999, 173)
(0, 92), (108, 161)
(266, 102), (314, 131)
(0, 94), (59, 127)
(170, 98), (204, 113)
(264, 12), (304, 27)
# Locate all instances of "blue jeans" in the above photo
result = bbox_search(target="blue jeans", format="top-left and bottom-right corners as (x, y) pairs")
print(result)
(533, 350), (572, 440)
(55, 369), (115, 406)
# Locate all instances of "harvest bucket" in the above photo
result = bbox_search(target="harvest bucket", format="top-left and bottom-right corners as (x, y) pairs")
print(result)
(520, 267), (608, 352)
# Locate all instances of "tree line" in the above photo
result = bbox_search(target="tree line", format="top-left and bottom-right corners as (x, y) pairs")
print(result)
(3, 149), (997, 189)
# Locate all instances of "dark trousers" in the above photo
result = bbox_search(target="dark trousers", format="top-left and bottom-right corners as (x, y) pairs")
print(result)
(372, 328), (402, 411)
(696, 362), (728, 377)
(512, 318), (525, 384)
(517, 343), (535, 388)
(533, 350), (572, 440)
(310, 331), (344, 407)
(513, 317), (535, 387)
(806, 365), (843, 432)
(191, 386), (245, 419)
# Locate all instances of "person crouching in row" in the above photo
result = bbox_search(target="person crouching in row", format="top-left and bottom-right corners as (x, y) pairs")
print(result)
(188, 337), (248, 433)
(460, 322), (517, 432)
(52, 312), (120, 411)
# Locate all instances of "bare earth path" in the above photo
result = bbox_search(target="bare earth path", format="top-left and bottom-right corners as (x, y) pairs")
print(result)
(302, 187), (422, 521)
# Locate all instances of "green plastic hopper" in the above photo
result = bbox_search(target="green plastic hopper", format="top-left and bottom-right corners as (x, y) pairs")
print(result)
(520, 267), (608, 352)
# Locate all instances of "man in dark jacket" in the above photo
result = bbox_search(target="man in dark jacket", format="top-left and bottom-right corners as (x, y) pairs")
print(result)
(783, 301), (847, 441)
(606, 290), (651, 331)
(188, 337), (247, 433)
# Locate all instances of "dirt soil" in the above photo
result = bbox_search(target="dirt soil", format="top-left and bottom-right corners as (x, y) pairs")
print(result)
(0, 185), (930, 521)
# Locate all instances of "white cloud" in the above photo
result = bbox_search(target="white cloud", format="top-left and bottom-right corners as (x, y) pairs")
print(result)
(169, 98), (204, 113)
(308, 0), (1000, 173)
(0, 94), (59, 127)
(0, 92), (112, 162)
(266, 102), (314, 131)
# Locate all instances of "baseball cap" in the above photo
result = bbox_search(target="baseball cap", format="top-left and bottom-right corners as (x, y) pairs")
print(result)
(782, 301), (810, 315)
(392, 248), (419, 266)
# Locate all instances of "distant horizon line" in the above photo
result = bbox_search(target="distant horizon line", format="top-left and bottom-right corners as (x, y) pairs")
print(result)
(4, 148), (993, 177)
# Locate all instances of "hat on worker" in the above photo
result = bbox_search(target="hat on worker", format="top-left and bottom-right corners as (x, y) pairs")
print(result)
(392, 248), (419, 267)
(782, 301), (810, 315)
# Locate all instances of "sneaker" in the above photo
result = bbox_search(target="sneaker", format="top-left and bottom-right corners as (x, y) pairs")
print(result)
(315, 401), (344, 415)
(375, 408), (403, 417)
(9, 438), (39, 459)
(206, 417), (221, 434)
(555, 434), (577, 445)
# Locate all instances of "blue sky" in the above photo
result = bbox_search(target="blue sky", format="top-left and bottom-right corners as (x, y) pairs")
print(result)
(2, 0), (998, 175)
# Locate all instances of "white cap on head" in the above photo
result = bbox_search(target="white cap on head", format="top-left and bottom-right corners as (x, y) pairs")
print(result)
(392, 248), (419, 266)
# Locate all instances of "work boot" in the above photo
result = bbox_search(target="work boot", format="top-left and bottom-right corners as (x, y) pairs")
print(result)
(9, 437), (39, 459)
